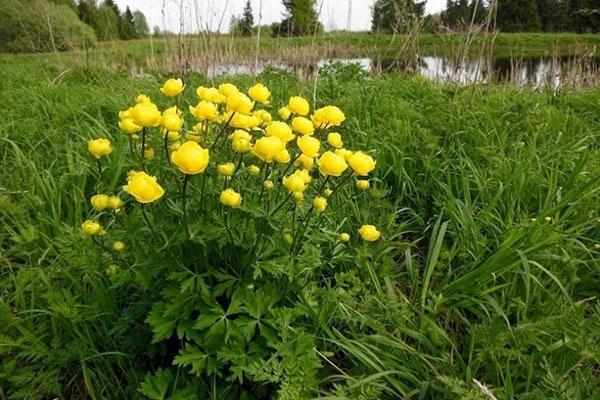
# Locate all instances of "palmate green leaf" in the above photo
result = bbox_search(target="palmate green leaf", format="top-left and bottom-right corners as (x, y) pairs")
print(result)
(204, 318), (227, 348)
(138, 368), (173, 400)
(146, 303), (177, 343)
(173, 345), (211, 377)
(193, 312), (221, 331)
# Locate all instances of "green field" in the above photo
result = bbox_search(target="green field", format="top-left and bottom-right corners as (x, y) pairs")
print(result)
(1, 39), (600, 399)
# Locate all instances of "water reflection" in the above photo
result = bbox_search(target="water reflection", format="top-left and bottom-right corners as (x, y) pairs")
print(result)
(204, 55), (600, 88)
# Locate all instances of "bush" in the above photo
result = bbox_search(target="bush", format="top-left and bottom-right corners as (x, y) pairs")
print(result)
(0, 0), (96, 53)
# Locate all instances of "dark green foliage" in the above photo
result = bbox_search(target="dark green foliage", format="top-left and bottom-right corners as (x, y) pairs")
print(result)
(371, 0), (426, 33)
(0, 0), (96, 53)
(133, 11), (150, 37)
(497, 0), (543, 32)
(441, 0), (487, 30)
(272, 0), (323, 37)
(569, 0), (600, 32)
(232, 0), (255, 36)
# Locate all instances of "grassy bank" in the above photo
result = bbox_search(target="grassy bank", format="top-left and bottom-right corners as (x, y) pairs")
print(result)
(1, 56), (599, 399)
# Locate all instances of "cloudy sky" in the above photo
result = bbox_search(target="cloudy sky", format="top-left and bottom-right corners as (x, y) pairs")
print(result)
(115, 0), (446, 33)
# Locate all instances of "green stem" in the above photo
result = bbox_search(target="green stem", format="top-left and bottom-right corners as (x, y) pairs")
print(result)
(96, 158), (102, 178)
(182, 174), (191, 240)
(223, 210), (235, 245)
(270, 192), (293, 216)
(140, 127), (147, 170)
(163, 131), (170, 164)
(210, 112), (235, 152)
(140, 204), (157, 237)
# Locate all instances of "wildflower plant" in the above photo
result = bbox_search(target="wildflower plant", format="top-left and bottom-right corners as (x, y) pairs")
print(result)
(82, 79), (381, 397)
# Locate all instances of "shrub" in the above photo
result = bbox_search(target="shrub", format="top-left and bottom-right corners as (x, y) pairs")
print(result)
(0, 0), (96, 53)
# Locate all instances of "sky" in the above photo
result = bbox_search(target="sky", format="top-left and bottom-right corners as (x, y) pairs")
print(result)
(115, 0), (446, 33)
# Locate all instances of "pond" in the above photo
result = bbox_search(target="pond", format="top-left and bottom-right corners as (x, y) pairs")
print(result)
(204, 55), (600, 88)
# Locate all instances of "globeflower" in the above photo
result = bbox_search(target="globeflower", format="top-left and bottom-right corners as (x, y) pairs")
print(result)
(226, 91), (254, 114)
(119, 118), (142, 134)
(247, 165), (261, 175)
(313, 106), (345, 127)
(317, 151), (348, 177)
(171, 141), (210, 175)
(359, 225), (380, 241)
(296, 154), (314, 170)
(288, 96), (310, 116)
(109, 195), (124, 209)
(190, 101), (219, 121)
(248, 83), (271, 104)
(196, 86), (226, 103)
(275, 149), (291, 164)
(297, 135), (321, 158)
(113, 241), (125, 251)
(136, 94), (151, 103)
(312, 196), (328, 213)
(252, 136), (285, 163)
(160, 112), (184, 132)
(294, 169), (312, 184)
(278, 106), (291, 121)
(124, 171), (165, 203)
(219, 83), (239, 96)
(130, 102), (161, 127)
(263, 180), (274, 190)
(265, 121), (295, 142)
(340, 233), (350, 242)
(292, 117), (315, 136)
(217, 162), (236, 177)
(253, 109), (272, 125)
(327, 132), (343, 149)
(356, 180), (370, 190)
(220, 188), (242, 208)
(90, 194), (110, 211)
(81, 220), (102, 236)
(348, 151), (376, 176)
(88, 138), (112, 158)
(160, 78), (185, 97)
(283, 174), (306, 193)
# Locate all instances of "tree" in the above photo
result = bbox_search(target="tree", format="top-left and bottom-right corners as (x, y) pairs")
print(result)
(92, 3), (119, 40)
(371, 0), (426, 33)
(230, 0), (254, 36)
(120, 6), (137, 39)
(537, 0), (571, 31)
(569, 0), (600, 32)
(133, 10), (149, 37)
(496, 0), (542, 32)
(77, 0), (96, 25)
(441, 0), (486, 30)
(274, 0), (322, 37)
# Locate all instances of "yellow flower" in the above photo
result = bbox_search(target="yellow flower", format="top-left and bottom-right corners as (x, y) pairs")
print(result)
(144, 148), (155, 159)
(327, 132), (343, 149)
(291, 117), (315, 135)
(225, 112), (260, 129)
(88, 138), (112, 158)
(119, 118), (142, 134)
(340, 233), (350, 242)
(124, 171), (165, 203)
(335, 148), (354, 161)
(283, 233), (294, 244)
(317, 151), (348, 177)
(109, 195), (123, 209)
(91, 194), (110, 211)
(160, 78), (185, 97)
(136, 94), (151, 103)
(171, 143), (181, 151)
(196, 86), (226, 103)
(356, 180), (370, 190)
(167, 131), (181, 141)
(130, 102), (161, 127)
(217, 162), (236, 177)
(171, 141), (210, 175)
(545, 216), (552, 223)
(297, 135), (321, 158)
(105, 265), (119, 276)
(296, 154), (314, 170)
(162, 106), (182, 116)
(190, 101), (219, 121)
(113, 241), (125, 251)
(185, 132), (202, 143)
(313, 106), (345, 127)
(81, 220), (102, 236)
(275, 149), (291, 164)
(220, 188), (242, 208)
(252, 136), (285, 163)
(227, 91), (254, 114)
(219, 83), (239, 96)
(233, 138), (252, 153)
(160, 112), (184, 132)
(324, 189), (333, 197)
(312, 196), (328, 213)
(283, 174), (306, 193)
(288, 96), (310, 116)
(253, 109), (272, 125)
(278, 106), (291, 121)
(266, 121), (295, 142)
(248, 83), (271, 104)
(263, 180), (274, 190)
(294, 169), (312, 184)
(348, 151), (376, 176)
(232, 129), (251, 142)
(531, 218), (537, 222)
(358, 225), (381, 241)
(247, 164), (261, 175)
(293, 192), (304, 202)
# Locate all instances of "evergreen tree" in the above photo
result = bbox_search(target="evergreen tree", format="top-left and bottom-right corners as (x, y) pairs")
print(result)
(569, 0), (600, 32)
(442, 0), (486, 30)
(133, 10), (149, 37)
(371, 0), (426, 33)
(275, 0), (322, 36)
(120, 6), (137, 39)
(48, 0), (77, 10)
(240, 0), (254, 36)
(537, 0), (571, 31)
(496, 0), (542, 32)
(77, 0), (96, 25)
(92, 3), (119, 40)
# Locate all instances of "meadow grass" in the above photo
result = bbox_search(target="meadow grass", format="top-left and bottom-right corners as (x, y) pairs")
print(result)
(0, 52), (599, 399)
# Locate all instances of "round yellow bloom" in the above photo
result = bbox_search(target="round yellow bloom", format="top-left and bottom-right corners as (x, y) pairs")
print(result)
(227, 91), (254, 114)
(233, 138), (252, 153)
(171, 141), (210, 175)
(294, 169), (312, 184)
(283, 233), (294, 244)
(356, 180), (370, 190)
(119, 118), (142, 134)
(82, 220), (102, 236)
(160, 78), (185, 97)
(113, 241), (125, 251)
(105, 265), (119, 276)
(144, 148), (155, 159)
(196, 86), (226, 103)
(248, 83), (271, 104)
(167, 131), (181, 141)
(185, 132), (202, 143)
(109, 196), (123, 209)
(160, 113), (184, 132)
(296, 154), (314, 170)
(278, 106), (291, 121)
(348, 151), (376, 176)
(219, 83), (239, 96)
(124, 171), (165, 204)
(266, 121), (295, 142)
(136, 94), (151, 103)
(335, 148), (354, 161)
(247, 164), (261, 175)
(317, 151), (348, 177)
(327, 132), (343, 149)
(232, 129), (251, 141)
(293, 192), (304, 202)
(313, 106), (345, 127)
(130, 102), (161, 127)
(288, 96), (310, 116)
(162, 106), (182, 116)
(220, 188), (242, 208)
(297, 135), (321, 158)
(217, 162), (236, 177)
(88, 138), (112, 158)
(190, 101), (219, 121)
(340, 233), (350, 242)
(171, 143), (181, 151)
(324, 189), (333, 197)
(226, 112), (260, 130)
(312, 196), (328, 213)
(358, 225), (381, 242)
(275, 149), (291, 164)
(545, 216), (552, 223)
(253, 109), (272, 125)
(263, 180), (274, 190)
(252, 136), (285, 163)
(90, 194), (110, 211)
(291, 117), (315, 136)
(283, 174), (306, 193)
